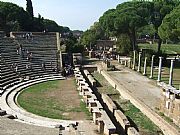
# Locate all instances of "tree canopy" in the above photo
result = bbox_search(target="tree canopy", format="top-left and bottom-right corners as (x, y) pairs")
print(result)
(26, 0), (34, 19)
(158, 4), (180, 43)
(0, 1), (70, 33)
(81, 0), (179, 54)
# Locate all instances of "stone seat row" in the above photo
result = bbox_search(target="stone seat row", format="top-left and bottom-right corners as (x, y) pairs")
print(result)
(74, 67), (117, 135)
(102, 94), (139, 135)
(74, 68), (116, 135)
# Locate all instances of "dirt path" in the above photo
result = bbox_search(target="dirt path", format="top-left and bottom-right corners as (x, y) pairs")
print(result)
(108, 64), (162, 110)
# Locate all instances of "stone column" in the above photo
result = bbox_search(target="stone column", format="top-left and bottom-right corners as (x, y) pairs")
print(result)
(56, 32), (62, 70)
(98, 120), (104, 134)
(132, 51), (136, 70)
(137, 52), (142, 72)
(125, 60), (127, 67)
(143, 57), (147, 76)
(169, 59), (174, 86)
(128, 59), (132, 68)
(157, 57), (163, 82)
(120, 59), (123, 65)
(117, 55), (120, 63)
(149, 55), (155, 79)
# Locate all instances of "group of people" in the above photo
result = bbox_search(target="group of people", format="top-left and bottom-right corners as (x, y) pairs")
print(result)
(16, 44), (33, 62)
(22, 32), (33, 40)
(62, 64), (73, 77)
(11, 63), (18, 72)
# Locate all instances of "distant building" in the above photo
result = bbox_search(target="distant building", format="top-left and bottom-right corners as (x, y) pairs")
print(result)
(95, 40), (116, 52)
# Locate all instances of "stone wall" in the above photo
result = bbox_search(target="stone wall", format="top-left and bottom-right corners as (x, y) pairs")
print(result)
(160, 90), (180, 127)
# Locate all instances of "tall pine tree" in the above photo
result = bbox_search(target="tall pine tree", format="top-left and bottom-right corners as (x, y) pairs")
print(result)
(26, 0), (34, 19)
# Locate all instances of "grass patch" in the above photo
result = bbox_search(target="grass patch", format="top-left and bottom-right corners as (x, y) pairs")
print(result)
(138, 43), (180, 54)
(116, 100), (162, 134)
(92, 72), (118, 95)
(17, 79), (91, 120)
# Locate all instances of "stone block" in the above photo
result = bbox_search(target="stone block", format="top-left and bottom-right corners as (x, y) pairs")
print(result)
(0, 110), (7, 116)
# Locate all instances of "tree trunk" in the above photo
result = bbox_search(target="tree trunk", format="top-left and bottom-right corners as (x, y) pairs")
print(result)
(128, 29), (137, 51)
(157, 38), (162, 55)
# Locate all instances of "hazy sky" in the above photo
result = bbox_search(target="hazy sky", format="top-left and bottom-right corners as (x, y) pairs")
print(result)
(1, 0), (126, 31)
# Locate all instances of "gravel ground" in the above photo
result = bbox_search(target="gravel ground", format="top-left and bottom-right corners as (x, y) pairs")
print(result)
(109, 64), (162, 110)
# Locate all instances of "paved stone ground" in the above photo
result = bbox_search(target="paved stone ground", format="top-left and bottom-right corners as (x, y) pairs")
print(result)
(0, 118), (58, 135)
(108, 63), (162, 110)
(0, 118), (99, 135)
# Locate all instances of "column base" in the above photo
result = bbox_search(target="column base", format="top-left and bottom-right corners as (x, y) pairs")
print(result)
(149, 76), (153, 79)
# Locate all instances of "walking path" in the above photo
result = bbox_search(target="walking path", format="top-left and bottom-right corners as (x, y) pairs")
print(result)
(97, 62), (180, 135)
(109, 64), (161, 110)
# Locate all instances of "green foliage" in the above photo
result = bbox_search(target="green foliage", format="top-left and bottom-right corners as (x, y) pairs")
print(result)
(137, 24), (156, 38)
(116, 34), (132, 55)
(80, 22), (106, 49)
(0, 1), (31, 31)
(158, 4), (180, 43)
(65, 33), (84, 53)
(26, 0), (34, 19)
(0, 1), (70, 33)
(99, 1), (154, 50)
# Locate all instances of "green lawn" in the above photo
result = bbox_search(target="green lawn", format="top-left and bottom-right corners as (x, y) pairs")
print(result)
(17, 79), (92, 120)
(138, 43), (180, 54)
(92, 71), (119, 95)
(116, 100), (162, 135)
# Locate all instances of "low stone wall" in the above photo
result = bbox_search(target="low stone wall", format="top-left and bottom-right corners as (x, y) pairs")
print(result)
(114, 110), (130, 131)
(97, 65), (180, 135)
(88, 75), (96, 87)
(83, 65), (97, 73)
(102, 94), (117, 114)
(84, 70), (90, 76)
(101, 93), (138, 135)
(83, 70), (96, 87)
(127, 127), (139, 135)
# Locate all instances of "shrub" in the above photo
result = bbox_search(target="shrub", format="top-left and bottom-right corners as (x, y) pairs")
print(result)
(116, 34), (132, 55)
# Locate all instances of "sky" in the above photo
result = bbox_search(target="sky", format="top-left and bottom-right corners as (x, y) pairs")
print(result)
(1, 0), (126, 31)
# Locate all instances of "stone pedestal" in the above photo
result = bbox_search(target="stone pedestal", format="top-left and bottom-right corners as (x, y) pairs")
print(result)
(98, 120), (104, 134)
